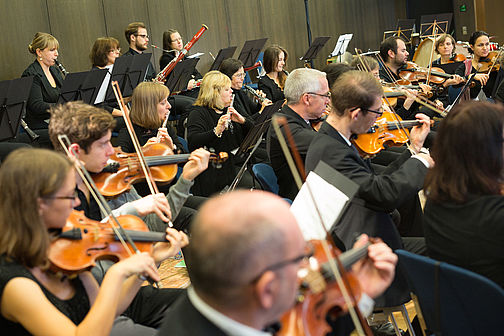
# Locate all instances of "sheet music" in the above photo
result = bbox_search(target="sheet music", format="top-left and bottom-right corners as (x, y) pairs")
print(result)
(290, 171), (349, 241)
(330, 34), (353, 57)
(187, 52), (204, 59)
(94, 64), (113, 104)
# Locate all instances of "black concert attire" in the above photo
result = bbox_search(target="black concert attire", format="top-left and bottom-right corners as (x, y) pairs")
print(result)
(123, 48), (156, 81)
(232, 88), (261, 119)
(21, 60), (63, 130)
(117, 123), (184, 154)
(424, 195), (504, 288)
(258, 75), (285, 102)
(455, 61), (504, 100)
(186, 105), (254, 197)
(159, 51), (202, 99)
(431, 58), (464, 106)
(0, 255), (89, 334)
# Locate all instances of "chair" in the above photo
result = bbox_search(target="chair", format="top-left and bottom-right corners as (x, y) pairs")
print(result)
(252, 163), (279, 194)
(396, 249), (504, 336)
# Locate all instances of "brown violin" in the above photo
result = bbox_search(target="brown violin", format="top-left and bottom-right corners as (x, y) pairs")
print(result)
(399, 61), (454, 85)
(477, 50), (502, 73)
(49, 210), (167, 275)
(93, 143), (228, 197)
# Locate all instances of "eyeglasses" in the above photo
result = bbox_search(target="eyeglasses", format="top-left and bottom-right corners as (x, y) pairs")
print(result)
(250, 243), (314, 283)
(44, 190), (78, 201)
(109, 48), (121, 53)
(307, 92), (331, 99)
(135, 34), (149, 39)
(361, 106), (384, 116)
(233, 72), (246, 78)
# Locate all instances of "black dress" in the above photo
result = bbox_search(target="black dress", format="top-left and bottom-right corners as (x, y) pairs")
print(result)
(455, 61), (504, 99)
(258, 75), (284, 102)
(117, 123), (184, 153)
(186, 105), (254, 196)
(21, 61), (63, 130)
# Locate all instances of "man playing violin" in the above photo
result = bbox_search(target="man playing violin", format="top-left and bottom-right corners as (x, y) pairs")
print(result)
(48, 101), (210, 233)
(267, 68), (330, 201)
(159, 190), (397, 336)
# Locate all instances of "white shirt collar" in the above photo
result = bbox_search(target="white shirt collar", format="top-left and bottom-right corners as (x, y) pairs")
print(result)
(188, 286), (272, 336)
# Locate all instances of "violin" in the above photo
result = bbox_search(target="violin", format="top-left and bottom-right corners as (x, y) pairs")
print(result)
(399, 61), (454, 85)
(93, 143), (228, 197)
(352, 110), (433, 157)
(447, 53), (466, 63)
(278, 239), (372, 335)
(477, 50), (502, 73)
(49, 210), (166, 275)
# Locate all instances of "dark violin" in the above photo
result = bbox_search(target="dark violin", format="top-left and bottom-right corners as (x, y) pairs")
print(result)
(49, 210), (167, 275)
(477, 50), (502, 73)
(448, 53), (466, 63)
(93, 143), (228, 196)
(352, 110), (433, 156)
(278, 240), (372, 335)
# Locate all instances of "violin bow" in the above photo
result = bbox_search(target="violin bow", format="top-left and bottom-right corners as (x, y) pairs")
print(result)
(271, 115), (373, 336)
(425, 21), (439, 87)
(111, 81), (173, 227)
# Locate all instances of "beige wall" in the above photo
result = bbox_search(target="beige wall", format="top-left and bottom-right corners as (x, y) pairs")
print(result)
(0, 0), (405, 81)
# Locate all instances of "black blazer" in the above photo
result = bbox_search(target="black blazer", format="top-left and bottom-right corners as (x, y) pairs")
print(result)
(21, 60), (63, 129)
(158, 291), (229, 336)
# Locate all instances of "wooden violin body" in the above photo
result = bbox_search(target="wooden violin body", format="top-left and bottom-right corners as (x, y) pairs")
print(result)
(49, 210), (166, 275)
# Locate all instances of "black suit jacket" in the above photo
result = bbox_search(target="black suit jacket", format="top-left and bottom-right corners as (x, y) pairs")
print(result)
(267, 105), (316, 200)
(21, 60), (63, 129)
(158, 291), (230, 336)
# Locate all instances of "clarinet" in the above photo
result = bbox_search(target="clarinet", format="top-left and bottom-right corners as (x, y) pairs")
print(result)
(244, 85), (266, 103)
(20, 119), (40, 142)
(55, 59), (68, 78)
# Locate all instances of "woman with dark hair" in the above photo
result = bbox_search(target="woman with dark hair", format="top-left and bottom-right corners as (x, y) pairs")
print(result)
(22, 32), (63, 130)
(455, 31), (504, 100)
(218, 58), (271, 119)
(424, 101), (504, 288)
(258, 45), (288, 102)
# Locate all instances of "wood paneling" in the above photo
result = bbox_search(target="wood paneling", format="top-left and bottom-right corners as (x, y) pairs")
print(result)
(0, 0), (408, 81)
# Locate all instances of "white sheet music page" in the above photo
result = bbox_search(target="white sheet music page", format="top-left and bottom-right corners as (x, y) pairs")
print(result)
(290, 171), (349, 241)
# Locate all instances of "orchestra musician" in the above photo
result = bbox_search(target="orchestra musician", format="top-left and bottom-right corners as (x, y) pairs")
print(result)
(186, 71), (255, 197)
(123, 22), (156, 81)
(423, 101), (504, 289)
(266, 68), (330, 201)
(455, 31), (504, 100)
(21, 32), (63, 131)
(258, 45), (288, 102)
(48, 101), (209, 233)
(158, 190), (397, 336)
(0, 148), (187, 335)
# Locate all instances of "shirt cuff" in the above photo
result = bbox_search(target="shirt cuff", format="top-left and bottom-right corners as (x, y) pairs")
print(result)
(358, 293), (375, 317)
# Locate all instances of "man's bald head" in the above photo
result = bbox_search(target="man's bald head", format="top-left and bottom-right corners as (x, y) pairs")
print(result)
(185, 190), (301, 305)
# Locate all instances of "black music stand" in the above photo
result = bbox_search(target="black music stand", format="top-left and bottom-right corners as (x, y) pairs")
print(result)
(165, 58), (200, 93)
(58, 69), (108, 104)
(300, 36), (331, 66)
(0, 77), (33, 141)
(254, 99), (284, 125)
(383, 19), (416, 44)
(238, 38), (268, 69)
(105, 53), (151, 101)
(210, 46), (237, 71)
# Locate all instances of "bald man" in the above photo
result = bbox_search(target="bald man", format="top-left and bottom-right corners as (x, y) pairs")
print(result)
(158, 190), (397, 335)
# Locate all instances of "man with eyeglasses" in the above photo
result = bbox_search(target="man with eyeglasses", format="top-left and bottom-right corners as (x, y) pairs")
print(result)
(267, 67), (331, 201)
(124, 21), (156, 80)
(159, 190), (397, 336)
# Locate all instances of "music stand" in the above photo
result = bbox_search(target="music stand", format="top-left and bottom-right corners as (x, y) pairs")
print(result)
(58, 69), (108, 104)
(104, 53), (151, 101)
(58, 71), (89, 103)
(329, 34), (353, 61)
(300, 36), (331, 66)
(383, 19), (416, 44)
(238, 38), (268, 69)
(0, 77), (34, 141)
(420, 13), (452, 38)
(210, 46), (237, 70)
(165, 58), (200, 93)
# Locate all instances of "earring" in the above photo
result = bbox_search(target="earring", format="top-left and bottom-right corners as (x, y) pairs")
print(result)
(39, 57), (43, 61)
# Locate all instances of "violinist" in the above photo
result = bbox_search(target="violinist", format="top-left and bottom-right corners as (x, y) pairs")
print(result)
(306, 71), (432, 247)
(159, 29), (202, 96)
(0, 148), (186, 335)
(186, 71), (255, 196)
(258, 45), (288, 102)
(49, 101), (210, 233)
(455, 31), (503, 100)
(267, 68), (330, 201)
(424, 102), (504, 289)
(123, 22), (156, 81)
(159, 190), (397, 336)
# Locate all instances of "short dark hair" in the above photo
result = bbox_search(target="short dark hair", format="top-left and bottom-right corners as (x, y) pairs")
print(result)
(321, 63), (352, 89)
(330, 71), (383, 116)
(380, 36), (404, 61)
(162, 29), (179, 51)
(49, 101), (115, 153)
(468, 31), (489, 54)
(425, 101), (504, 203)
(218, 58), (243, 79)
(125, 22), (146, 43)
(90, 37), (119, 67)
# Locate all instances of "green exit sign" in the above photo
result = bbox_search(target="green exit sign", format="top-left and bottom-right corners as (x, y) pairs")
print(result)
(460, 4), (466, 12)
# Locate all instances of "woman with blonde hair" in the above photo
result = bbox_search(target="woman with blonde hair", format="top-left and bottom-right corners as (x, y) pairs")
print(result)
(21, 32), (63, 130)
(258, 45), (288, 102)
(186, 70), (254, 196)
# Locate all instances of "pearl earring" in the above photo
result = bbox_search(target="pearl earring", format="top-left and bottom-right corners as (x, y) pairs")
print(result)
(39, 57), (43, 61)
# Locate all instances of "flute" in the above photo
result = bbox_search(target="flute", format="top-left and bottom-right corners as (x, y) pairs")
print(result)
(244, 85), (266, 103)
(226, 94), (235, 133)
